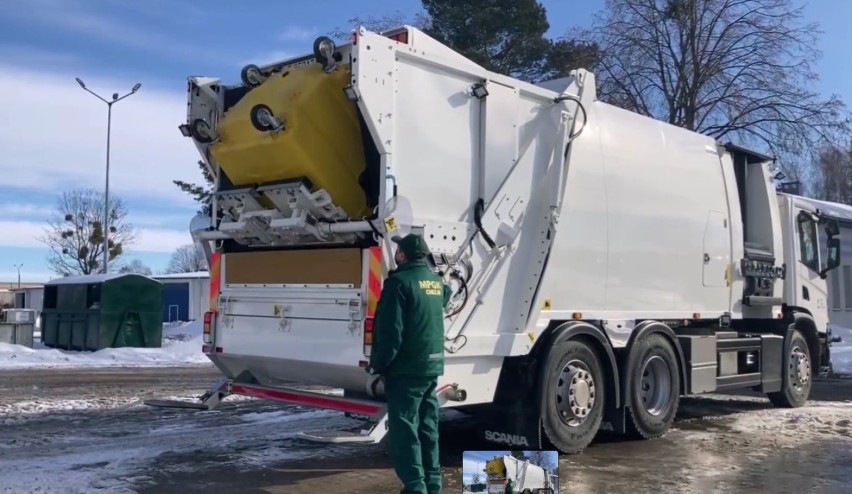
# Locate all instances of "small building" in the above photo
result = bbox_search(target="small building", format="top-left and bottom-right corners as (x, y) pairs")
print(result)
(151, 272), (210, 323)
(0, 289), (13, 308)
(13, 286), (45, 312)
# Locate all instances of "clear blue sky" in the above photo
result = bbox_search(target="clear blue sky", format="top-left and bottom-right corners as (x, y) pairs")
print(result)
(0, 0), (848, 284)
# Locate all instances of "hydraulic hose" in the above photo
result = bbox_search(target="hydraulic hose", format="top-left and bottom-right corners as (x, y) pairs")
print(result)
(554, 94), (588, 158)
(474, 198), (496, 249)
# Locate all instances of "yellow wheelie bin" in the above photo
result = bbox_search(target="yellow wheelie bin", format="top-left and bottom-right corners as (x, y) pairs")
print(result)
(210, 63), (370, 218)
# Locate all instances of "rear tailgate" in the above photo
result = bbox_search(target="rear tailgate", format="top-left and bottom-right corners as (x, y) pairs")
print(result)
(209, 247), (378, 390)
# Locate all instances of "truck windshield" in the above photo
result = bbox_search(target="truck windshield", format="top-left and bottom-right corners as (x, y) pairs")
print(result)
(797, 212), (819, 272)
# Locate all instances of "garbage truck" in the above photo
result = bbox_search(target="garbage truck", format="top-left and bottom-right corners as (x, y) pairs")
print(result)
(152, 24), (842, 454)
(484, 455), (554, 494)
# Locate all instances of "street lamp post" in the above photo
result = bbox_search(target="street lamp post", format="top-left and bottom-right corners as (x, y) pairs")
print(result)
(75, 78), (142, 274)
(13, 263), (22, 289)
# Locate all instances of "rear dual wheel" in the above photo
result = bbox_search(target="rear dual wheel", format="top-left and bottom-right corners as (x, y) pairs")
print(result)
(625, 333), (680, 438)
(539, 331), (682, 452)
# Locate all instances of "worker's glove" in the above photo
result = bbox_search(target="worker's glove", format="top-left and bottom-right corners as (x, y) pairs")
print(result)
(366, 373), (384, 398)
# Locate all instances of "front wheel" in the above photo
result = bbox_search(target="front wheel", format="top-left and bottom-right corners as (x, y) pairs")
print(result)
(625, 332), (681, 439)
(767, 329), (812, 408)
(539, 338), (606, 453)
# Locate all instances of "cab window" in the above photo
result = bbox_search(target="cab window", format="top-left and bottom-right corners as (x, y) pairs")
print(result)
(797, 212), (819, 272)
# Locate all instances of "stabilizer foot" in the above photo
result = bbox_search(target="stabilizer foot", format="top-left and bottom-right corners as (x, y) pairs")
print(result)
(298, 414), (389, 444)
(144, 379), (229, 411)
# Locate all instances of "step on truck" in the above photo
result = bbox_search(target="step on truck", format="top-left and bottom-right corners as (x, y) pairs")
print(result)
(165, 25), (843, 453)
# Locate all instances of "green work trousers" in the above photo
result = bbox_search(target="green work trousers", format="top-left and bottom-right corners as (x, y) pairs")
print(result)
(385, 376), (441, 494)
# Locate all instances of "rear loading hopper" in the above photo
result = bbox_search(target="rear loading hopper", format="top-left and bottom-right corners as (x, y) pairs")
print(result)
(209, 247), (373, 393)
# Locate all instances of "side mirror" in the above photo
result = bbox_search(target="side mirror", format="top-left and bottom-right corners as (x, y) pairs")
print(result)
(823, 218), (840, 238)
(820, 237), (841, 279)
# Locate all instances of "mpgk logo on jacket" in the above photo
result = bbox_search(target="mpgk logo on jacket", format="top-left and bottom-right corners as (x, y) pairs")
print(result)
(418, 280), (443, 297)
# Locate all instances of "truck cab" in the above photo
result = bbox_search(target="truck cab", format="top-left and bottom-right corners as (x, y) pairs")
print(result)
(778, 192), (842, 372)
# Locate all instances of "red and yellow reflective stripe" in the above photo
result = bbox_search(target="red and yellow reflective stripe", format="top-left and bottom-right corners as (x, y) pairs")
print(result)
(366, 247), (383, 318)
(209, 252), (222, 311)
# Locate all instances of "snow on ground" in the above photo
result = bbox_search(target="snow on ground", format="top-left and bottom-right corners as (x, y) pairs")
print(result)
(0, 396), (143, 420)
(0, 388), (345, 420)
(0, 404), (359, 494)
(0, 321), (210, 370)
(729, 401), (852, 445)
(0, 393), (258, 421)
(832, 325), (852, 375)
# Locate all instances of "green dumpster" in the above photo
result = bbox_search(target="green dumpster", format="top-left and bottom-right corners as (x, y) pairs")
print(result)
(41, 273), (164, 351)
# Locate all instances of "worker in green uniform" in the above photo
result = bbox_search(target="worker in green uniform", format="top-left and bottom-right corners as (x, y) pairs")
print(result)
(505, 479), (515, 494)
(366, 233), (450, 494)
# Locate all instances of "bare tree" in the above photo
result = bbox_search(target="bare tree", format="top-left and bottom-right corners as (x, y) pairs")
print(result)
(811, 142), (852, 203)
(527, 450), (558, 474)
(166, 244), (207, 274)
(118, 259), (152, 276)
(510, 450), (530, 460)
(40, 188), (137, 276)
(591, 0), (849, 156)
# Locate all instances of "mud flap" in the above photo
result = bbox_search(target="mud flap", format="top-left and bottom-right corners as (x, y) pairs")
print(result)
(477, 404), (544, 450)
(477, 355), (545, 449)
(602, 405), (628, 435)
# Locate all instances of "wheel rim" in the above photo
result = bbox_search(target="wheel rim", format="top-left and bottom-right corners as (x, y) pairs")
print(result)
(640, 355), (672, 416)
(192, 120), (214, 142)
(256, 107), (274, 127)
(789, 345), (810, 391)
(197, 122), (213, 139)
(247, 68), (262, 85)
(556, 359), (596, 427)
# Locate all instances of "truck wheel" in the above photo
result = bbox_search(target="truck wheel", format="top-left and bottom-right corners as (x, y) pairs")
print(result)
(767, 329), (811, 408)
(625, 333), (680, 439)
(540, 338), (605, 453)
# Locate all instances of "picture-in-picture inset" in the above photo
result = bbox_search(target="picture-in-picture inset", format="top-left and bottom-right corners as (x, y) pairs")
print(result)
(462, 450), (559, 493)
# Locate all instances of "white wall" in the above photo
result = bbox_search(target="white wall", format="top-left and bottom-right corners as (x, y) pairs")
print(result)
(190, 277), (210, 320)
(828, 224), (852, 332)
(13, 288), (43, 312)
(154, 275), (210, 322)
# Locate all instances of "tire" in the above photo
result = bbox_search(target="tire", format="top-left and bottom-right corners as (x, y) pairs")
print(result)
(625, 332), (680, 439)
(190, 119), (215, 144)
(539, 338), (606, 454)
(767, 329), (812, 408)
(250, 104), (279, 132)
(240, 64), (264, 88)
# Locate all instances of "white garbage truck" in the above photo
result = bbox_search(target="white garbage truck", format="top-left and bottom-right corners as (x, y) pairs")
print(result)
(153, 25), (842, 453)
(484, 455), (554, 494)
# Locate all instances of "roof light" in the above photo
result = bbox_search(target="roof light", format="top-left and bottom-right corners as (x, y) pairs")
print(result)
(471, 82), (489, 99)
(178, 124), (192, 137)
